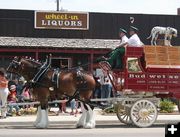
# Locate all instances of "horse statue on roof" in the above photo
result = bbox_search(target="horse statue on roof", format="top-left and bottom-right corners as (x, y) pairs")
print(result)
(7, 56), (97, 129)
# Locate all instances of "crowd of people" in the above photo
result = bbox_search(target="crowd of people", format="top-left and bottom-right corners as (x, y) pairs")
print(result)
(0, 68), (33, 117)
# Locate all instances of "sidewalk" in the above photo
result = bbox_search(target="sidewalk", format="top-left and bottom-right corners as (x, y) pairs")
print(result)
(0, 108), (180, 124)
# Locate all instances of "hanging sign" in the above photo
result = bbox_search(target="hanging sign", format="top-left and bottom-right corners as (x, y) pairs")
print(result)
(35, 11), (89, 30)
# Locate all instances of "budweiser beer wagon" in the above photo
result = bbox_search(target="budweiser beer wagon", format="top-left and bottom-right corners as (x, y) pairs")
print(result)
(96, 45), (180, 127)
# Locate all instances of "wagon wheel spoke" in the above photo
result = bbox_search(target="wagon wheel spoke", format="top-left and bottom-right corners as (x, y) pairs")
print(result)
(116, 105), (132, 125)
(130, 99), (158, 128)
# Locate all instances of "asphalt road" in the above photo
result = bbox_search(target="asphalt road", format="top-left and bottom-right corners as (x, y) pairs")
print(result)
(0, 122), (165, 137)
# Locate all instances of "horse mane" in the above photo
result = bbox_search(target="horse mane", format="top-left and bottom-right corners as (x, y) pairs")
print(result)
(23, 57), (42, 66)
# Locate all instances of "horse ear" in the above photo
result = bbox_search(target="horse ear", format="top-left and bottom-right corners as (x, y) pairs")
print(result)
(14, 56), (19, 61)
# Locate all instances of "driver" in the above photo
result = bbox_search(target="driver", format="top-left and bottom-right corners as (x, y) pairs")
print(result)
(98, 26), (143, 69)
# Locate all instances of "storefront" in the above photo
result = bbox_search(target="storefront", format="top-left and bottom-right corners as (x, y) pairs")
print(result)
(0, 37), (119, 71)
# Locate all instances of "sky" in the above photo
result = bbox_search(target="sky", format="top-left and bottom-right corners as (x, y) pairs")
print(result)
(0, 0), (180, 15)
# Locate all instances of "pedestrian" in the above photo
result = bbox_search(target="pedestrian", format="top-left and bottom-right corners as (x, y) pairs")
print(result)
(100, 75), (112, 106)
(0, 68), (9, 118)
(70, 99), (78, 116)
(94, 77), (101, 98)
(8, 85), (21, 116)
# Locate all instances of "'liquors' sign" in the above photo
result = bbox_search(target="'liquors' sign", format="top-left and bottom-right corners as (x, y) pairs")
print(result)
(34, 11), (89, 30)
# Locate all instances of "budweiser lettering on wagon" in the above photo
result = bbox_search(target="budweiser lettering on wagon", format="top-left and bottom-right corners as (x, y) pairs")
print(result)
(34, 11), (89, 30)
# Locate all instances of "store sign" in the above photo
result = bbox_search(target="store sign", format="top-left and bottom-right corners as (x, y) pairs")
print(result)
(34, 11), (89, 30)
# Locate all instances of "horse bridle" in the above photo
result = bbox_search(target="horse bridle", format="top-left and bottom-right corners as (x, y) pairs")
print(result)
(7, 57), (21, 72)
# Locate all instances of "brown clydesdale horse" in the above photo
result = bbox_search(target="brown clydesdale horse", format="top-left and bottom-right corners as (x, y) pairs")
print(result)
(7, 57), (96, 128)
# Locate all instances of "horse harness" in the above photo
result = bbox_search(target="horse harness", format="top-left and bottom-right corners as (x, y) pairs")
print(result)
(51, 68), (61, 89)
(76, 70), (88, 90)
(31, 56), (51, 84)
(29, 56), (88, 92)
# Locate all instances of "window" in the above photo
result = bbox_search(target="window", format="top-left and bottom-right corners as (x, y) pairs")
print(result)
(127, 58), (142, 72)
(51, 58), (71, 69)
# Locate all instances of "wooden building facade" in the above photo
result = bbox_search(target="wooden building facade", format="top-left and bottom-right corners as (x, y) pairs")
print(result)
(0, 9), (180, 70)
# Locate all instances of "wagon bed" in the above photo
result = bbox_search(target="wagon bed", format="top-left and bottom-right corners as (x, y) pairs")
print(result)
(98, 45), (180, 127)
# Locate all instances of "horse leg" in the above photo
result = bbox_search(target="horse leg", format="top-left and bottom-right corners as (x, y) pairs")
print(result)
(35, 102), (49, 128)
(84, 104), (96, 129)
(76, 102), (87, 128)
(0, 88), (9, 118)
(33, 106), (41, 126)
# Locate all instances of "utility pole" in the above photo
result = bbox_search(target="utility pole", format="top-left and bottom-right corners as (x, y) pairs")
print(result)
(56, 0), (59, 11)
(56, 0), (66, 11)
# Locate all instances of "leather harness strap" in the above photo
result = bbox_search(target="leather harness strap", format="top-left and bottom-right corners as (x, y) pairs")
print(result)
(52, 68), (61, 89)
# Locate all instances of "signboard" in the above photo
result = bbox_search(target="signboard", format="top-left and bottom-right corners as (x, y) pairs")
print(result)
(34, 11), (89, 30)
(127, 73), (180, 91)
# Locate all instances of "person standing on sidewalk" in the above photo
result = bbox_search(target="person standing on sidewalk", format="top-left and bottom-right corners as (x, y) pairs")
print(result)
(70, 99), (78, 116)
(100, 75), (112, 105)
(0, 68), (9, 118)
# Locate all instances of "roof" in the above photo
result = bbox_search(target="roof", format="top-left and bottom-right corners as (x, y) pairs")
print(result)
(0, 37), (120, 49)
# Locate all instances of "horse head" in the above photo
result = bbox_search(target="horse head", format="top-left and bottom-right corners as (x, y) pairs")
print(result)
(7, 56), (21, 73)
(7, 57), (41, 80)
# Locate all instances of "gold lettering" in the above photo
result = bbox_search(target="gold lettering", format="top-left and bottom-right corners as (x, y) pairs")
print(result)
(45, 14), (51, 19)
(64, 14), (68, 20)
(52, 14), (56, 19)
(70, 15), (79, 20)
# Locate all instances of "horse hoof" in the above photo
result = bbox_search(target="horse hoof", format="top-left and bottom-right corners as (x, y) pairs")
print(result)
(33, 122), (38, 127)
(35, 123), (48, 129)
(84, 123), (95, 129)
(76, 124), (83, 128)
(0, 116), (6, 119)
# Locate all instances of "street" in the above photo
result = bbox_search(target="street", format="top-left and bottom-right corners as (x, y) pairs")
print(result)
(0, 122), (165, 137)
(1, 111), (179, 137)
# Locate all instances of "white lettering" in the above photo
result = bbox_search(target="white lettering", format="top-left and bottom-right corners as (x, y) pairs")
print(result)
(64, 21), (70, 26)
(58, 20), (64, 26)
(39, 20), (85, 28)
(70, 21), (77, 26)
(77, 21), (82, 26)
(129, 74), (145, 78)
(149, 74), (166, 79)
(51, 20), (57, 26)
(41, 20), (46, 25)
